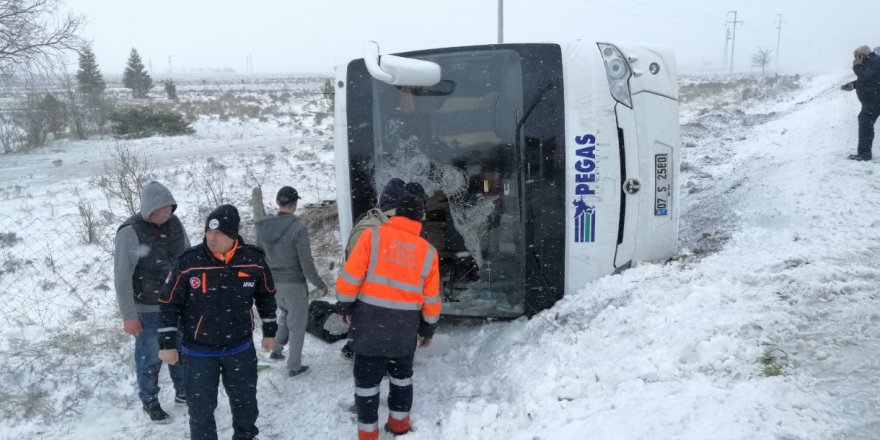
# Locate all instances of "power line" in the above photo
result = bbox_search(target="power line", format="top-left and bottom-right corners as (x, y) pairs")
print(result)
(587, 0), (719, 29)
(629, 0), (721, 26)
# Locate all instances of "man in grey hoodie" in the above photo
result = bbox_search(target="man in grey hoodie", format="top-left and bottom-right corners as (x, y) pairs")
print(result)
(255, 186), (328, 377)
(114, 181), (189, 423)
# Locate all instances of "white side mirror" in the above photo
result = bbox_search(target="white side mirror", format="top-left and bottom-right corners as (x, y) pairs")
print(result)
(364, 41), (441, 87)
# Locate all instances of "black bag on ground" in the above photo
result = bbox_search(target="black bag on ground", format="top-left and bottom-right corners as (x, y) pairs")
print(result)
(306, 300), (349, 343)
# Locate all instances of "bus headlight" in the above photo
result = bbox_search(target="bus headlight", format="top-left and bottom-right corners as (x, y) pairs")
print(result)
(598, 43), (632, 108)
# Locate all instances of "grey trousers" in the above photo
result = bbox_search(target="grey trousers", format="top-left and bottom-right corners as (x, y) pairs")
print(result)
(272, 282), (309, 371)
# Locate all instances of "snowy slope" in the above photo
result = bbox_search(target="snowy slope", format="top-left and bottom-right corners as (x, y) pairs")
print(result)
(2, 73), (880, 440)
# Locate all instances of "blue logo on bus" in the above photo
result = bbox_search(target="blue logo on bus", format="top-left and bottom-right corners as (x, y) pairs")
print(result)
(573, 133), (597, 243)
(573, 199), (596, 243)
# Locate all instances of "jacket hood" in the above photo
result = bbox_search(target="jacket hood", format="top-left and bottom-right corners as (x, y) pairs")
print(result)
(139, 181), (177, 221)
(254, 213), (297, 244)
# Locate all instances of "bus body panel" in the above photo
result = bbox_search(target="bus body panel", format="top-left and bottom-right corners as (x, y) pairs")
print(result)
(631, 93), (681, 262)
(334, 66), (353, 246)
(560, 42), (624, 297)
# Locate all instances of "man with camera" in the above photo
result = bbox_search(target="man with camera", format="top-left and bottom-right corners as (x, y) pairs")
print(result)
(841, 45), (880, 161)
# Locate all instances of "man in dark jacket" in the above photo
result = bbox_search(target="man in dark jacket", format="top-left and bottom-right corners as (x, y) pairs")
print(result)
(255, 186), (328, 377)
(336, 194), (441, 440)
(842, 45), (880, 161)
(158, 204), (277, 440)
(113, 180), (188, 423)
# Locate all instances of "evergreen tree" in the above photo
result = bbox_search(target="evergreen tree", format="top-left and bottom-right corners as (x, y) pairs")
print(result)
(322, 78), (334, 113)
(163, 79), (178, 101)
(76, 46), (105, 102)
(123, 48), (153, 99)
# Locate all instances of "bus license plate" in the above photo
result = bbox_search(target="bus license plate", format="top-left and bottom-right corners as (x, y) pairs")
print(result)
(655, 154), (670, 216)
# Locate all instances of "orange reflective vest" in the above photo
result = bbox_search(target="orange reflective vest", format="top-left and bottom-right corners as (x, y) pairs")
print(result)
(336, 216), (441, 324)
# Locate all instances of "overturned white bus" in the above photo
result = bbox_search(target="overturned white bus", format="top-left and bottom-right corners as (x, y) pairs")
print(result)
(334, 41), (680, 318)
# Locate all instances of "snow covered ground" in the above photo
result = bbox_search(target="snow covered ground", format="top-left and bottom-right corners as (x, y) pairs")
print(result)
(2, 71), (879, 440)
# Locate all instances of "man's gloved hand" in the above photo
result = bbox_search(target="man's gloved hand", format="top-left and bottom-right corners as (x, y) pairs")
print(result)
(842, 82), (855, 91)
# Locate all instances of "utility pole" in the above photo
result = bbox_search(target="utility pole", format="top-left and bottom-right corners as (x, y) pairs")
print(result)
(722, 27), (731, 72)
(168, 56), (172, 74)
(497, 0), (504, 44)
(726, 11), (743, 74)
(775, 14), (784, 72)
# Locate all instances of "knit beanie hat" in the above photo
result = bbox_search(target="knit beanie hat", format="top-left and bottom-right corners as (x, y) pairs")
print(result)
(205, 204), (240, 239)
(404, 182), (428, 202)
(378, 178), (407, 212)
(396, 193), (425, 221)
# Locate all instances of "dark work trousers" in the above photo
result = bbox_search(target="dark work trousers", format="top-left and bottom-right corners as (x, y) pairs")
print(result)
(183, 345), (259, 440)
(858, 103), (880, 157)
(354, 353), (414, 431)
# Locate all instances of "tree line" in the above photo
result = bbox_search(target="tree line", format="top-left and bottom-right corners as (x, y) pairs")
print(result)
(1, 0), (188, 153)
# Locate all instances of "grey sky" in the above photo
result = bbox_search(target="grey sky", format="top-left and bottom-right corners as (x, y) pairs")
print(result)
(65, 0), (879, 76)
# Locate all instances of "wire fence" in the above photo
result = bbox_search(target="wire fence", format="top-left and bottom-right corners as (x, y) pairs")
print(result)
(0, 201), (342, 328)
(0, 214), (116, 328)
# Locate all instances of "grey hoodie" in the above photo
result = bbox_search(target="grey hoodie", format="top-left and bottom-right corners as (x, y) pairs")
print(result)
(113, 181), (190, 320)
(255, 212), (327, 288)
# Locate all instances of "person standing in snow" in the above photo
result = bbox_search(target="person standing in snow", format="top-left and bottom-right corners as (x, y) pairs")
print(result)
(113, 180), (188, 423)
(841, 45), (880, 161)
(339, 178), (427, 361)
(158, 204), (277, 440)
(255, 186), (328, 377)
(336, 193), (441, 440)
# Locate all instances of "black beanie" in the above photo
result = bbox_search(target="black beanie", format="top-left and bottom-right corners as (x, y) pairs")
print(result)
(395, 193), (425, 221)
(205, 204), (240, 239)
(378, 178), (406, 212)
(404, 182), (428, 202)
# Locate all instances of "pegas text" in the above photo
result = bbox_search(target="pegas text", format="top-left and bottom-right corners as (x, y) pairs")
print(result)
(574, 134), (597, 195)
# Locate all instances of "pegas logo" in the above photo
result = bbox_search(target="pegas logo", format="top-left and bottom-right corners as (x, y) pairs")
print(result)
(572, 133), (597, 243)
(573, 199), (596, 243)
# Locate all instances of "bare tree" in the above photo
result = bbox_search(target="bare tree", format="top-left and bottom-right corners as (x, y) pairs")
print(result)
(73, 187), (100, 244)
(92, 143), (154, 216)
(0, 0), (84, 75)
(191, 161), (229, 217)
(751, 47), (773, 78)
(0, 114), (20, 152)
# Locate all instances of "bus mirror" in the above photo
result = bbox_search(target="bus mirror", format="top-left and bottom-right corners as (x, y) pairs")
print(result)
(365, 41), (442, 87)
(400, 80), (456, 96)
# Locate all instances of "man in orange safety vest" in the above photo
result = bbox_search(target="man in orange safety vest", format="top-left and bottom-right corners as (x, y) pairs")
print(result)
(336, 193), (441, 440)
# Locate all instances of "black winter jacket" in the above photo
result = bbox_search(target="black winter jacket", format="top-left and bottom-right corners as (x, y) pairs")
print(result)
(854, 54), (880, 105)
(119, 213), (188, 306)
(159, 239), (277, 354)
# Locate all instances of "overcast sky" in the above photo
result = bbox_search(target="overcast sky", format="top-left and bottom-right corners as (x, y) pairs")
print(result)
(64, 0), (880, 77)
